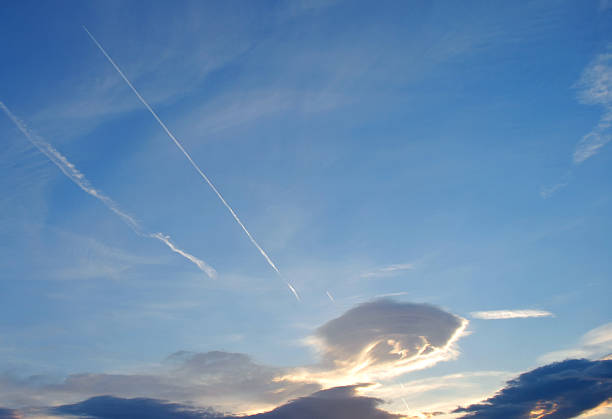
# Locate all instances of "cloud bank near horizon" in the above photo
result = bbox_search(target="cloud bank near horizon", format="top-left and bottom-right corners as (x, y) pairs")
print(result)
(454, 358), (612, 418)
(15, 358), (610, 419)
(0, 300), (466, 415)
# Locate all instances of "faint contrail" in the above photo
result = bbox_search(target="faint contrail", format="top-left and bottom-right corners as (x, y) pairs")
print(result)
(83, 26), (300, 301)
(326, 290), (335, 303)
(0, 101), (216, 279)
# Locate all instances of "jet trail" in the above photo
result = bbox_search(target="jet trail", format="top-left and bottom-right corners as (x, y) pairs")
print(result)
(1, 101), (216, 279)
(83, 26), (300, 301)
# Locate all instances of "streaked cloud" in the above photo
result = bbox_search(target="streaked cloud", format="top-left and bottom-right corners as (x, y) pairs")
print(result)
(454, 358), (612, 418)
(84, 27), (298, 300)
(539, 322), (612, 364)
(573, 51), (612, 164)
(470, 309), (553, 320)
(541, 49), (612, 197)
(540, 180), (570, 199)
(360, 263), (415, 279)
(0, 101), (216, 279)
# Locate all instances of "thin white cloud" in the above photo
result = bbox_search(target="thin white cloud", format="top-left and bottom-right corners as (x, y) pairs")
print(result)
(84, 26), (299, 301)
(539, 322), (612, 364)
(0, 101), (216, 279)
(573, 52), (612, 164)
(470, 309), (554, 320)
(360, 263), (415, 279)
(374, 291), (410, 299)
(541, 50), (612, 198)
(540, 180), (570, 199)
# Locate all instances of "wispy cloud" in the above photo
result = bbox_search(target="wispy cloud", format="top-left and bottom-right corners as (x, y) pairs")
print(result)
(360, 263), (415, 279)
(0, 101), (216, 279)
(541, 49), (612, 197)
(539, 322), (612, 364)
(84, 27), (299, 301)
(470, 309), (553, 320)
(540, 178), (570, 199)
(567, 51), (612, 164)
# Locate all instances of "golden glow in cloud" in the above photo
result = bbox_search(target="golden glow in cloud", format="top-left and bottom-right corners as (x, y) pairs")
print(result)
(275, 301), (469, 390)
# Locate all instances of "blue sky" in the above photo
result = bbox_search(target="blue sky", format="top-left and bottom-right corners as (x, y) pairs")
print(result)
(1, 1), (612, 418)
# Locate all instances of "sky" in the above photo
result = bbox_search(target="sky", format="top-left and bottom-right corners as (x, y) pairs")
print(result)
(1, 1), (611, 418)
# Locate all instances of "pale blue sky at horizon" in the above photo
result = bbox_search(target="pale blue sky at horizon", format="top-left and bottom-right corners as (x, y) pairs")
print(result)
(1, 1), (611, 418)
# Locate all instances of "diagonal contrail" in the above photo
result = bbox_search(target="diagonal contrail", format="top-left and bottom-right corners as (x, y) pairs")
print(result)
(1, 101), (217, 279)
(83, 26), (300, 301)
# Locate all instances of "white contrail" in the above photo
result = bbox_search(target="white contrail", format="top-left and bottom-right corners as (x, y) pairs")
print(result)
(83, 26), (300, 301)
(1, 101), (216, 279)
(326, 290), (335, 303)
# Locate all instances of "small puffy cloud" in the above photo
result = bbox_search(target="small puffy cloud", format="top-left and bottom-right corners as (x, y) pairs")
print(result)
(539, 323), (612, 364)
(470, 309), (553, 320)
(51, 385), (403, 419)
(454, 358), (612, 418)
(282, 300), (467, 387)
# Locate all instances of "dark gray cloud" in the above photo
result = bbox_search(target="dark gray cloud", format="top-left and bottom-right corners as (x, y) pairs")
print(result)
(248, 385), (402, 419)
(52, 385), (401, 419)
(0, 351), (317, 414)
(0, 408), (19, 419)
(52, 396), (219, 419)
(454, 358), (612, 418)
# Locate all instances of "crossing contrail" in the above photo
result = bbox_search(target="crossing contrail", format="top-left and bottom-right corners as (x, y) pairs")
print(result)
(83, 26), (300, 301)
(1, 101), (217, 279)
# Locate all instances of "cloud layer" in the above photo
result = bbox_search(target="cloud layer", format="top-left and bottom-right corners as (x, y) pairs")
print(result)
(51, 385), (402, 419)
(454, 358), (612, 418)
(0, 300), (467, 415)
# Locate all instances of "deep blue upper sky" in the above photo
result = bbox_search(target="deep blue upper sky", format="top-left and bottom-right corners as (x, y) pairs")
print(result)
(1, 1), (611, 417)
